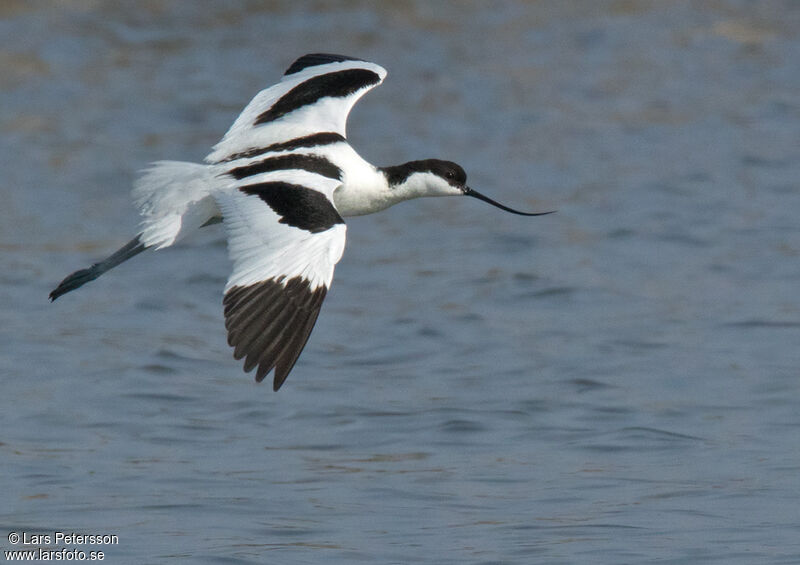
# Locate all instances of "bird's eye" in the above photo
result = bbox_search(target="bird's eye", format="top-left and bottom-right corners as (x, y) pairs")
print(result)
(446, 171), (454, 179)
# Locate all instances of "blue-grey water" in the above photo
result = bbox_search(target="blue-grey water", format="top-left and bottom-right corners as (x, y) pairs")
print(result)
(2, 2), (800, 563)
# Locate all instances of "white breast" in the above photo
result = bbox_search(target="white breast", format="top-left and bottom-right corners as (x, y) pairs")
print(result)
(322, 144), (394, 217)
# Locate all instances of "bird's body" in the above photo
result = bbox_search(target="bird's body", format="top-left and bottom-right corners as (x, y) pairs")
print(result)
(51, 53), (551, 390)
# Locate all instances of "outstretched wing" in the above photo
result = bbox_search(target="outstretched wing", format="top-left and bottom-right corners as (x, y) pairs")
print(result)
(206, 53), (387, 163)
(215, 168), (346, 390)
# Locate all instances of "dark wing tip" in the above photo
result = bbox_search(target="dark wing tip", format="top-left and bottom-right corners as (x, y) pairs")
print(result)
(223, 277), (328, 391)
(284, 53), (365, 76)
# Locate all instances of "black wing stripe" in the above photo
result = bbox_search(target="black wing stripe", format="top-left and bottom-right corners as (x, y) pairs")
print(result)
(284, 53), (365, 76)
(255, 69), (382, 125)
(239, 182), (344, 234)
(227, 154), (342, 181)
(223, 277), (328, 390)
(218, 132), (346, 163)
(263, 132), (345, 153)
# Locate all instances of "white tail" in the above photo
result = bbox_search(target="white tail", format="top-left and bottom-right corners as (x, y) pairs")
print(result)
(50, 161), (224, 300)
(132, 161), (222, 249)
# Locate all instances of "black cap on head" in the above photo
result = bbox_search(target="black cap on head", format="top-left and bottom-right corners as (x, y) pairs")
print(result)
(380, 159), (466, 187)
(380, 159), (554, 216)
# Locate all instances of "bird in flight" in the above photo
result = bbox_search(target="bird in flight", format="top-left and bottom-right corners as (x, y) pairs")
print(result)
(50, 53), (552, 391)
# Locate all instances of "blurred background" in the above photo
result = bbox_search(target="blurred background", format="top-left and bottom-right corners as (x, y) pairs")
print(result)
(2, 1), (799, 563)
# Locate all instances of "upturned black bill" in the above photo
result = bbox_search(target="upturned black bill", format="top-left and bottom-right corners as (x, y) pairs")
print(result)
(463, 187), (554, 216)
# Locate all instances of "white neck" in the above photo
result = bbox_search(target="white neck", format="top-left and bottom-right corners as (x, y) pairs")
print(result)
(331, 153), (465, 217)
(331, 158), (394, 217)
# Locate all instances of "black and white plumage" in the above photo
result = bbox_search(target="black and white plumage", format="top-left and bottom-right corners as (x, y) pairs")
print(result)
(50, 53), (551, 391)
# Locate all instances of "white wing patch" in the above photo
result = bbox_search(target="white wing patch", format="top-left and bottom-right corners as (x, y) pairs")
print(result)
(217, 170), (345, 290)
(206, 56), (386, 163)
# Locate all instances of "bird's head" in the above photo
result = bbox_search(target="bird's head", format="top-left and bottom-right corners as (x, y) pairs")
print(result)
(380, 159), (553, 216)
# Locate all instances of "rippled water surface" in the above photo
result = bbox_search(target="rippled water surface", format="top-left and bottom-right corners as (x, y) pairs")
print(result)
(2, 2), (800, 563)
